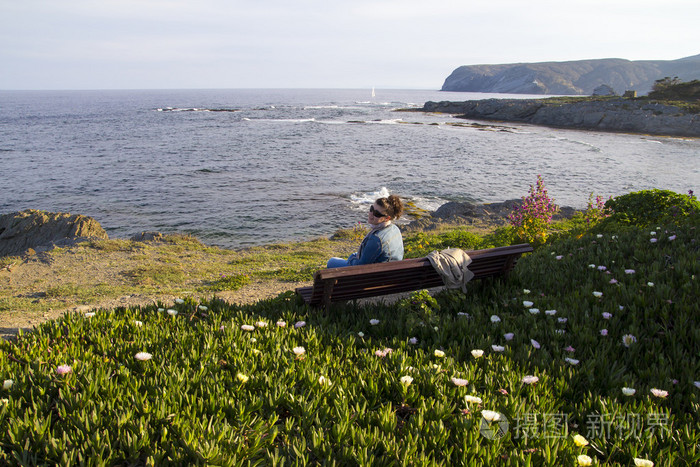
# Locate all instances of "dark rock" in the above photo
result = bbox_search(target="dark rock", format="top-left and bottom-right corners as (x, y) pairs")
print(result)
(406, 200), (580, 232)
(0, 210), (108, 257)
(422, 98), (700, 137)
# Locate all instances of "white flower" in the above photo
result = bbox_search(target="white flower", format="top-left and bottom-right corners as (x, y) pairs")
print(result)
(565, 357), (579, 365)
(650, 231), (657, 236)
(545, 309), (557, 316)
(622, 334), (637, 347)
(134, 320), (143, 327)
(85, 312), (96, 318)
(523, 300), (534, 308)
(522, 375), (539, 384)
(668, 235), (676, 241)
(523, 289), (531, 294)
(602, 312), (612, 319)
(555, 255), (563, 260)
(625, 269), (636, 274)
(255, 321), (268, 328)
(167, 309), (178, 316)
(530, 339), (541, 349)
(597, 234), (603, 238)
(555, 329), (566, 335)
(409, 337), (418, 345)
(135, 352), (152, 361)
(56, 365), (72, 375)
(175, 298), (185, 304)
(198, 305), (208, 311)
(619, 305), (625, 311)
(464, 395), (483, 404)
(647, 282), (654, 287)
(490, 315), (501, 323)
(650, 388), (668, 398)
(294, 321), (306, 328)
(503, 333), (514, 341)
(370, 319), (380, 325)
(694, 381), (700, 389)
(577, 454), (593, 466)
(573, 434), (589, 446)
(400, 375), (413, 386)
(157, 308), (165, 312)
(434, 349), (445, 358)
(634, 458), (654, 467)
(558, 317), (568, 324)
(529, 308), (540, 315)
(318, 376), (331, 386)
(3, 379), (13, 390)
(241, 324), (255, 331)
(593, 291), (603, 298)
(588, 264), (596, 269)
(357, 332), (365, 338)
(249, 337), (257, 343)
(451, 377), (469, 387)
(650, 238), (658, 243)
(292, 346), (306, 356)
(236, 373), (249, 383)
(434, 326), (439, 331)
(457, 312), (470, 317)
(251, 349), (261, 355)
(276, 320), (287, 327)
(622, 387), (636, 396)
(481, 410), (501, 422)
(471, 349), (484, 358)
(491, 345), (505, 352)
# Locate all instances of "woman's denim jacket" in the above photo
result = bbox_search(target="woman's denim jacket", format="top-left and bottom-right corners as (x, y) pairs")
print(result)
(347, 224), (404, 266)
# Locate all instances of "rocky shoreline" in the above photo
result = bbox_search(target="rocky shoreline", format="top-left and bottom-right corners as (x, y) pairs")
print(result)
(421, 98), (700, 137)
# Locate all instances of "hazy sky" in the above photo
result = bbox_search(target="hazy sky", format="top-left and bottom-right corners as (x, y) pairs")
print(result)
(1, 0), (698, 90)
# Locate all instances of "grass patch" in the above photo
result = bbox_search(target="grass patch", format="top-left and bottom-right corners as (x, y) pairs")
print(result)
(201, 273), (252, 292)
(122, 264), (187, 286)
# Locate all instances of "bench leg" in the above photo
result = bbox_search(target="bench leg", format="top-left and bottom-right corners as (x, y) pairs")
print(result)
(322, 279), (338, 311)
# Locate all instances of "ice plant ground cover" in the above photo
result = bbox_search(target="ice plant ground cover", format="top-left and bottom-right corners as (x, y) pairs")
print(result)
(1, 191), (699, 465)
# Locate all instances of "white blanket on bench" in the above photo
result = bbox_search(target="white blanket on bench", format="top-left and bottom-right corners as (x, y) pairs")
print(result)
(427, 248), (475, 292)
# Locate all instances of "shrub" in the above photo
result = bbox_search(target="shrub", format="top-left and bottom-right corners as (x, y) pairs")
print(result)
(602, 189), (699, 227)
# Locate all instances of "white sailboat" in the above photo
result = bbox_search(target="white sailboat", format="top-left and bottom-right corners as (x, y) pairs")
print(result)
(371, 86), (376, 98)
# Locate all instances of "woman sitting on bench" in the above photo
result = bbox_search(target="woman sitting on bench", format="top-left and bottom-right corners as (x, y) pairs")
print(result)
(327, 195), (404, 268)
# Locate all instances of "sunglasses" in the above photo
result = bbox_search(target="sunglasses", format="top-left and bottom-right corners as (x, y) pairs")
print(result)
(369, 206), (388, 217)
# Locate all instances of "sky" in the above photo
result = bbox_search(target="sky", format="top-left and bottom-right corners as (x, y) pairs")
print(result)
(1, 0), (699, 90)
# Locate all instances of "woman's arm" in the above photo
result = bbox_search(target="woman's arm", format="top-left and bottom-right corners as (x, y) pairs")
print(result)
(347, 235), (382, 266)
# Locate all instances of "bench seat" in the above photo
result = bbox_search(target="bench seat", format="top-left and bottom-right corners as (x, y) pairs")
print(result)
(296, 243), (533, 308)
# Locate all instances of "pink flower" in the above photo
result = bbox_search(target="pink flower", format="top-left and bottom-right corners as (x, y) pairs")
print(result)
(668, 235), (676, 241)
(294, 321), (306, 328)
(565, 346), (575, 352)
(602, 312), (612, 319)
(600, 329), (608, 336)
(522, 375), (539, 384)
(650, 238), (658, 243)
(56, 365), (72, 375)
(625, 269), (635, 274)
(530, 339), (541, 349)
(609, 278), (618, 284)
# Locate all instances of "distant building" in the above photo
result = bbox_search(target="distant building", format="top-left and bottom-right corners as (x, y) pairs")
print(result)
(623, 90), (637, 98)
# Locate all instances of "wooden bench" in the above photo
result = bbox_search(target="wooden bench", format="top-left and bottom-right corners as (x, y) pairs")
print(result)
(296, 243), (533, 309)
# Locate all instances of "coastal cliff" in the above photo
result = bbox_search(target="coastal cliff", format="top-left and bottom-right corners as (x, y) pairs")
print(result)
(421, 98), (700, 137)
(441, 55), (700, 95)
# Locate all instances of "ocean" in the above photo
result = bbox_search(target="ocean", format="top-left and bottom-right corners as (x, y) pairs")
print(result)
(1, 88), (698, 249)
